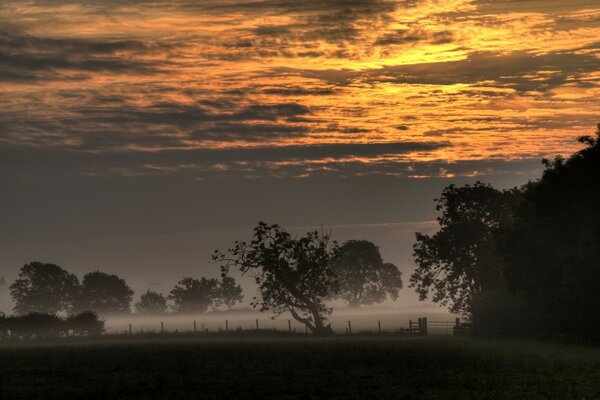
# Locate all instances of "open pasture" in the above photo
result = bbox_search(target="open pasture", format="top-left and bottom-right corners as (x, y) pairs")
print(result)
(1, 335), (600, 399)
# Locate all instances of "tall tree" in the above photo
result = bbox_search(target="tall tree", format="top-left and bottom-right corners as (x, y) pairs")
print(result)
(501, 124), (600, 335)
(168, 277), (219, 313)
(331, 240), (402, 307)
(9, 262), (79, 315)
(216, 276), (244, 310)
(135, 290), (168, 314)
(75, 271), (133, 315)
(410, 182), (520, 315)
(213, 222), (340, 335)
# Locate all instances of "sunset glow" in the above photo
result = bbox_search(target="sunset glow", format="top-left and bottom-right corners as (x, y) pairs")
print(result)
(2, 0), (599, 180)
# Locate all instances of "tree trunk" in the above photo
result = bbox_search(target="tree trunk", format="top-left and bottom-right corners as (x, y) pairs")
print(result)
(289, 306), (335, 336)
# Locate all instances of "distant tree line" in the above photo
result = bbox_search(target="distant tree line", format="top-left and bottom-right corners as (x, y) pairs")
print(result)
(3, 236), (402, 337)
(410, 124), (600, 340)
(7, 264), (245, 316)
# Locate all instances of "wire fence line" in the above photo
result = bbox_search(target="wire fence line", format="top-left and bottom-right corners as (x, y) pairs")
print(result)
(105, 317), (467, 336)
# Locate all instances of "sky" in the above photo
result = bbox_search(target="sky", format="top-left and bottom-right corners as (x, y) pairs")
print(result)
(1, 0), (599, 312)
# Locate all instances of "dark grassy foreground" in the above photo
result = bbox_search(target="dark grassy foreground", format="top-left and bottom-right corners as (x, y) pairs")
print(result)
(1, 335), (600, 400)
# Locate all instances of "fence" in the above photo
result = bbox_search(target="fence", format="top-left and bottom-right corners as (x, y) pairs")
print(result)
(105, 316), (469, 337)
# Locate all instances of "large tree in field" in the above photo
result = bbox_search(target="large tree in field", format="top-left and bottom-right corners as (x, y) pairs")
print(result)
(410, 182), (521, 315)
(168, 277), (220, 313)
(331, 240), (402, 307)
(135, 290), (168, 314)
(213, 222), (340, 335)
(10, 262), (79, 315)
(501, 125), (600, 335)
(75, 271), (134, 315)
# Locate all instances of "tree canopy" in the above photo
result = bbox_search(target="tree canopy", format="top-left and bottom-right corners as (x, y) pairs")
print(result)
(410, 182), (521, 315)
(216, 276), (244, 310)
(135, 290), (168, 314)
(74, 271), (134, 315)
(213, 222), (339, 335)
(168, 277), (220, 313)
(9, 262), (79, 315)
(501, 124), (600, 335)
(331, 240), (402, 307)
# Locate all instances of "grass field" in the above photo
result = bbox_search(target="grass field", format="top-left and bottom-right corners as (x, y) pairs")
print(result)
(1, 335), (600, 399)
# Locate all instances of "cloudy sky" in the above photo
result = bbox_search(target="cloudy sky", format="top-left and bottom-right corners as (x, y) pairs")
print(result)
(1, 0), (598, 311)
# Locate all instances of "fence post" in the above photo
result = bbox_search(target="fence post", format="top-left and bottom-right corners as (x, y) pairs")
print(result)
(256, 319), (259, 331)
(288, 319), (291, 334)
(378, 320), (381, 334)
(161, 322), (164, 334)
(348, 321), (352, 335)
(422, 317), (428, 336)
(129, 323), (132, 335)
(305, 325), (308, 335)
(194, 320), (197, 333)
(225, 320), (228, 333)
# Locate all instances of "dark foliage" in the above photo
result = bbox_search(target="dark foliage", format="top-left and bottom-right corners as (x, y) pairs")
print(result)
(74, 271), (134, 315)
(214, 222), (340, 335)
(9, 262), (79, 315)
(5, 312), (65, 338)
(330, 240), (402, 307)
(66, 311), (105, 336)
(135, 290), (168, 314)
(216, 276), (244, 310)
(501, 124), (600, 336)
(168, 277), (220, 313)
(410, 182), (521, 315)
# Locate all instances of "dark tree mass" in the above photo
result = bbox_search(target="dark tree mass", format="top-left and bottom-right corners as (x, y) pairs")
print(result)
(135, 290), (168, 314)
(410, 124), (600, 339)
(168, 277), (220, 313)
(10, 262), (79, 315)
(216, 276), (244, 310)
(410, 183), (520, 315)
(501, 125), (600, 337)
(331, 240), (402, 307)
(74, 271), (134, 315)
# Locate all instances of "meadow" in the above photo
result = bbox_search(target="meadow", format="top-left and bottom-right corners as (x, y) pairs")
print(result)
(1, 335), (600, 399)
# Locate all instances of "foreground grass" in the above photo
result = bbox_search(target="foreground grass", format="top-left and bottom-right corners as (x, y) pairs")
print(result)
(1, 335), (600, 399)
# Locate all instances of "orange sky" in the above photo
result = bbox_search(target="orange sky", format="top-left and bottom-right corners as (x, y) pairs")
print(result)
(1, 0), (599, 180)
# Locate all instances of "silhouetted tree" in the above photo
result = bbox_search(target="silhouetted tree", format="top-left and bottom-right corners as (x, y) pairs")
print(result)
(9, 262), (79, 315)
(216, 276), (243, 310)
(74, 271), (133, 315)
(501, 124), (600, 336)
(168, 277), (219, 313)
(213, 222), (340, 335)
(410, 182), (521, 315)
(66, 311), (104, 336)
(7, 312), (65, 338)
(330, 240), (402, 307)
(135, 290), (168, 314)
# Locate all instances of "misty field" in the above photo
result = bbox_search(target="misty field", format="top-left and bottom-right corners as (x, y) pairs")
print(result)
(1, 336), (600, 400)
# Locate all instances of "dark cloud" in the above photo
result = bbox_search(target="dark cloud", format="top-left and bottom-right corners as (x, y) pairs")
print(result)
(374, 29), (453, 46)
(0, 99), (315, 149)
(261, 86), (336, 96)
(0, 30), (167, 82)
(0, 140), (449, 178)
